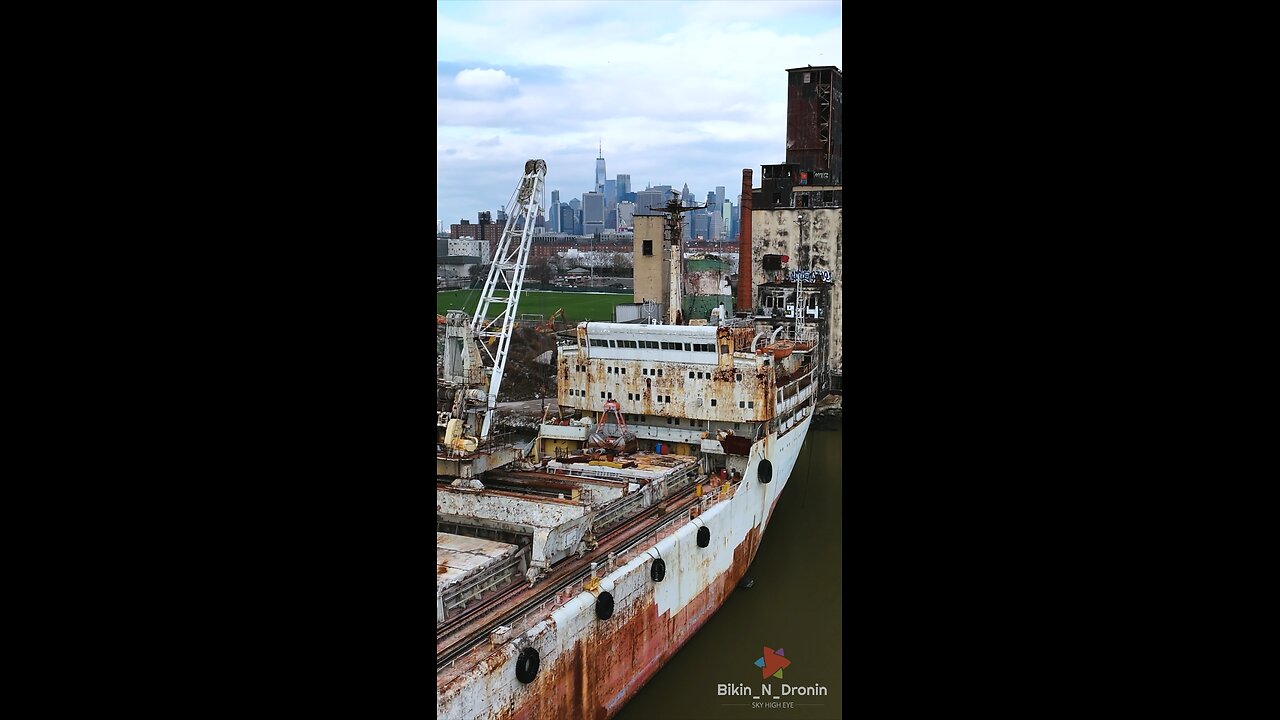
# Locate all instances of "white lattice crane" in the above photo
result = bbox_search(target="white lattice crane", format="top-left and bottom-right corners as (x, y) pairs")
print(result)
(441, 159), (547, 449)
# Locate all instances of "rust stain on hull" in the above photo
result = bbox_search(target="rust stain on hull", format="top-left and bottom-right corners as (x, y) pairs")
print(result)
(506, 526), (763, 720)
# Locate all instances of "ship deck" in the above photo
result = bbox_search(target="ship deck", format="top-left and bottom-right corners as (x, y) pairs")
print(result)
(436, 457), (742, 683)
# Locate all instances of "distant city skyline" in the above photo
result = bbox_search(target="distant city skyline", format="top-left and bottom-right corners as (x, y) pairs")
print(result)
(436, 0), (842, 230)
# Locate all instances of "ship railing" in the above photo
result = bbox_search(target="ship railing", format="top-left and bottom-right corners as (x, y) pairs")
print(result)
(439, 550), (530, 622)
(600, 490), (715, 577)
(439, 485), (712, 672)
(436, 430), (522, 460)
(592, 462), (698, 536)
(546, 464), (634, 484)
(592, 488), (650, 533)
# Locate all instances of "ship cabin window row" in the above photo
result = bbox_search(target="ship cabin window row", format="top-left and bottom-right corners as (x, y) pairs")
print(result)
(665, 417), (682, 425)
(606, 366), (627, 374)
(737, 400), (755, 409)
(591, 338), (712, 353)
(642, 368), (663, 376)
(710, 398), (717, 406)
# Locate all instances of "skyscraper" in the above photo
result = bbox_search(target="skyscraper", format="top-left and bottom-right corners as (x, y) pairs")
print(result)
(559, 205), (574, 236)
(583, 191), (605, 236)
(634, 190), (662, 217)
(785, 65), (842, 183)
(715, 186), (725, 211)
(617, 201), (635, 230)
(616, 174), (630, 199)
(549, 190), (561, 233)
(604, 179), (617, 209)
(595, 143), (606, 193)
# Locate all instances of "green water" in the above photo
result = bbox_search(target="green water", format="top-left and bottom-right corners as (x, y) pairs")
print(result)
(615, 424), (844, 720)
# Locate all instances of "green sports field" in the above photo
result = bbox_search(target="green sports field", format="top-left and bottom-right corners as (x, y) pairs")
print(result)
(436, 290), (632, 324)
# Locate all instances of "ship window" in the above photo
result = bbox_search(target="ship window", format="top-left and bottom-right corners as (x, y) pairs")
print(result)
(739, 401), (746, 408)
(710, 398), (717, 406)
(590, 339), (607, 347)
(684, 343), (691, 351)
(608, 392), (613, 399)
(720, 345), (729, 355)
(607, 367), (613, 373)
(601, 392), (606, 399)
(736, 374), (742, 382)
(748, 401), (754, 409)
(609, 340), (616, 347)
(734, 423), (740, 430)
(621, 367), (626, 374)
(643, 239), (653, 256)
(657, 369), (663, 377)
(689, 371), (695, 379)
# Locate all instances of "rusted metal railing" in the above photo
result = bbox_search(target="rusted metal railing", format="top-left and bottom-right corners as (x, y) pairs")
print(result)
(440, 550), (530, 621)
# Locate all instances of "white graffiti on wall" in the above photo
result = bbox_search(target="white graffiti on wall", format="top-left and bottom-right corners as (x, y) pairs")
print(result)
(786, 270), (832, 283)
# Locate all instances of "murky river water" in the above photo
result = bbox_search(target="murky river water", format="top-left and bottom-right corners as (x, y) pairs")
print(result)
(615, 423), (843, 720)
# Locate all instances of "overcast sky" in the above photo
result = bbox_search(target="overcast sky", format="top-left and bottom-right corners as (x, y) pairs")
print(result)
(436, 0), (842, 231)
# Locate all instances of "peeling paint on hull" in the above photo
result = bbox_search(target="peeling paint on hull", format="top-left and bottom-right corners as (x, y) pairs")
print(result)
(437, 413), (813, 720)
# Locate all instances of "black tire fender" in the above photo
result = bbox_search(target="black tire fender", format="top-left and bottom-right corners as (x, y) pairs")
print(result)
(516, 646), (539, 683)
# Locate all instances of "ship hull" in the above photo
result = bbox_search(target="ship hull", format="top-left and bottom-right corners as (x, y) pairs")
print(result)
(437, 412), (814, 720)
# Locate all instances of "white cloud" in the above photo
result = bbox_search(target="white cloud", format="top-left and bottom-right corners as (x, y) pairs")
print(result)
(436, 0), (841, 227)
(454, 68), (520, 98)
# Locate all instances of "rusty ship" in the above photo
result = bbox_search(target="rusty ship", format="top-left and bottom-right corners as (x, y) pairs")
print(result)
(437, 159), (832, 720)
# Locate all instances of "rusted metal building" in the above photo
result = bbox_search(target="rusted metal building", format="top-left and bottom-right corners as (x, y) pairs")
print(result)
(748, 162), (843, 375)
(785, 65), (842, 184)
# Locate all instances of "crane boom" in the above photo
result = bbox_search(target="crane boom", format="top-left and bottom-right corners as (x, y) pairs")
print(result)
(471, 159), (547, 441)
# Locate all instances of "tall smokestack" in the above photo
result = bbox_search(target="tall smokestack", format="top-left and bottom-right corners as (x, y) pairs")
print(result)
(737, 169), (753, 311)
